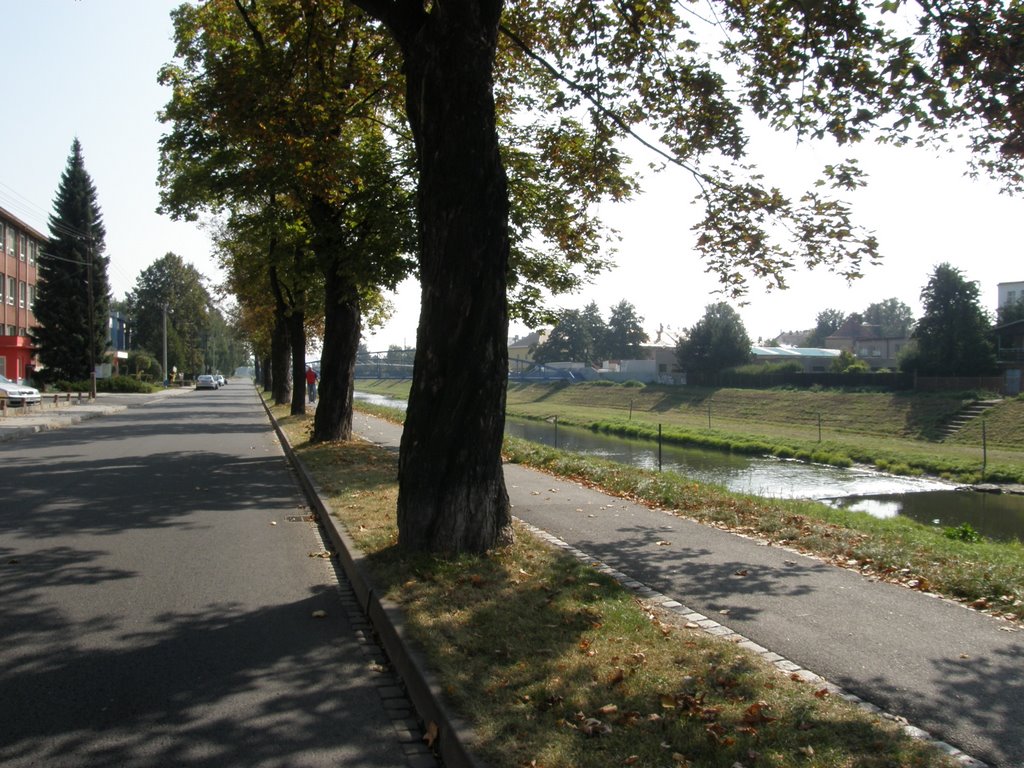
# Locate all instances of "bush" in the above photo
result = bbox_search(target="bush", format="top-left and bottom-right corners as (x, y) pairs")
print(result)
(98, 376), (159, 393)
(128, 351), (163, 383)
(622, 380), (646, 388)
(943, 522), (983, 543)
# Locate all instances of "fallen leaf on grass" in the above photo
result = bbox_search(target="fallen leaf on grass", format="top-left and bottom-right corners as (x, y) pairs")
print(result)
(580, 717), (612, 737)
(423, 721), (439, 748)
(742, 701), (776, 725)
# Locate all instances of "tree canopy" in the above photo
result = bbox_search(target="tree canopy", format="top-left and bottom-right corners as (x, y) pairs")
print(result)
(125, 252), (223, 377)
(803, 308), (846, 347)
(676, 302), (753, 376)
(998, 297), (1024, 326)
(862, 298), (915, 338)
(33, 139), (111, 384)
(905, 262), (996, 376)
(161, 0), (1024, 555)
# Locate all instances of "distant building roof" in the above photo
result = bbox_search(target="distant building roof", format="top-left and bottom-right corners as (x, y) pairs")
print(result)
(644, 323), (682, 348)
(508, 330), (546, 349)
(751, 346), (841, 358)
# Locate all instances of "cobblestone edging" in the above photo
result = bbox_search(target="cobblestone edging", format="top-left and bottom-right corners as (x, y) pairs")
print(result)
(326, 551), (441, 768)
(517, 520), (988, 768)
(264, 397), (454, 768)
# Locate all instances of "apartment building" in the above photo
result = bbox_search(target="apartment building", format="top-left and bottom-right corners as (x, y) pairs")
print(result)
(0, 206), (42, 382)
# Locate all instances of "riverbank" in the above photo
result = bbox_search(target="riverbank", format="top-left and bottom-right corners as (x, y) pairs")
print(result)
(356, 379), (1024, 485)
(352, 382), (1024, 622)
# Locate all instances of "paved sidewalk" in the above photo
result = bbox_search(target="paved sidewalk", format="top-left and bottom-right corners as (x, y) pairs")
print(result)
(352, 413), (1022, 768)
(0, 388), (194, 441)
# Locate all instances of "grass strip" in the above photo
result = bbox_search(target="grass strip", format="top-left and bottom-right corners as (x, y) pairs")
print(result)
(273, 403), (962, 768)
(502, 437), (1024, 623)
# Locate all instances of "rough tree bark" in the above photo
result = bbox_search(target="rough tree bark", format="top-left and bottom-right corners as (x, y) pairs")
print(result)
(391, 0), (513, 554)
(308, 198), (360, 443)
(311, 264), (360, 442)
(268, 265), (293, 405)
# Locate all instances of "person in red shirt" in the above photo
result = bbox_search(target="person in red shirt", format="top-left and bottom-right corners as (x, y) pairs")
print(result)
(305, 365), (318, 404)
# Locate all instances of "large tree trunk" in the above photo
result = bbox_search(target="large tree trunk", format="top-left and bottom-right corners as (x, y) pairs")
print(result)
(308, 197), (361, 443)
(311, 265), (360, 442)
(395, 0), (513, 554)
(270, 310), (291, 405)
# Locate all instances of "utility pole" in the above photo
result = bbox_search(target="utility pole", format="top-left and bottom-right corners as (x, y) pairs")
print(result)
(163, 304), (169, 387)
(85, 235), (97, 399)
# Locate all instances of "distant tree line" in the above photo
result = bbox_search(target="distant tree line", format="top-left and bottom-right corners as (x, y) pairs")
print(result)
(533, 263), (1008, 379)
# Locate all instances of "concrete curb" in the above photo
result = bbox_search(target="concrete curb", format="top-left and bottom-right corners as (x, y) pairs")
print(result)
(262, 398), (485, 768)
(0, 405), (125, 442)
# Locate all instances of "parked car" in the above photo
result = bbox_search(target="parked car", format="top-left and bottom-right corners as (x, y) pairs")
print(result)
(196, 374), (219, 390)
(0, 374), (42, 406)
(214, 374), (226, 387)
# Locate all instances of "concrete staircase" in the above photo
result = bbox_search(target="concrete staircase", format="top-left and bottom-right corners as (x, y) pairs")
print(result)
(940, 399), (1002, 440)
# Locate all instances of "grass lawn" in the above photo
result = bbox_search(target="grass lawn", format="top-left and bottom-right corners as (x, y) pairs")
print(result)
(270, 400), (989, 767)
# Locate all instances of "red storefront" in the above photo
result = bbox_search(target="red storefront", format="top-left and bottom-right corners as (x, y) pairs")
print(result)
(0, 206), (42, 383)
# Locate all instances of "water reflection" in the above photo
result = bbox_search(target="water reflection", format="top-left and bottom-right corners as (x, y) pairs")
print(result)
(505, 417), (951, 501)
(354, 392), (1024, 542)
(830, 491), (1024, 542)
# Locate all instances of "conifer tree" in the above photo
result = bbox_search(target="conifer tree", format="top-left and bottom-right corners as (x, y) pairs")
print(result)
(33, 139), (111, 383)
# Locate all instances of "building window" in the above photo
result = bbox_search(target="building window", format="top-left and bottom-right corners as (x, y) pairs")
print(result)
(0, 223), (5, 251)
(7, 277), (14, 304)
(28, 285), (35, 308)
(20, 281), (26, 308)
(29, 241), (36, 266)
(19, 234), (26, 261)
(1009, 290), (1019, 305)
(6, 325), (15, 336)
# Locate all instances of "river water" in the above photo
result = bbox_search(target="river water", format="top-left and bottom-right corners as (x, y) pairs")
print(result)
(354, 391), (1024, 542)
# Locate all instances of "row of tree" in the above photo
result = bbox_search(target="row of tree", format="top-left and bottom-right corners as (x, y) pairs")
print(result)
(530, 301), (648, 367)
(30, 141), (246, 385)
(157, 0), (1022, 556)
(540, 262), (1017, 378)
(121, 252), (247, 381)
(800, 265), (1021, 376)
(801, 298), (916, 347)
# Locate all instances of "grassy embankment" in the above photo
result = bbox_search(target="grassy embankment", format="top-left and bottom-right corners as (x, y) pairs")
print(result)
(273, 400), (966, 768)
(361, 379), (1024, 484)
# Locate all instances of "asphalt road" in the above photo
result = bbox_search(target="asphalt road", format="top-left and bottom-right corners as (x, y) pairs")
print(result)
(0, 384), (423, 768)
(353, 412), (1024, 768)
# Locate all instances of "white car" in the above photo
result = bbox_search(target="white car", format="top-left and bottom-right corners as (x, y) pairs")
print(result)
(195, 374), (219, 390)
(214, 374), (226, 387)
(0, 374), (41, 406)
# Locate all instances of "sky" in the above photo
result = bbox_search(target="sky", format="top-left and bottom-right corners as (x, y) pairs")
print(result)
(1, 1), (1019, 354)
